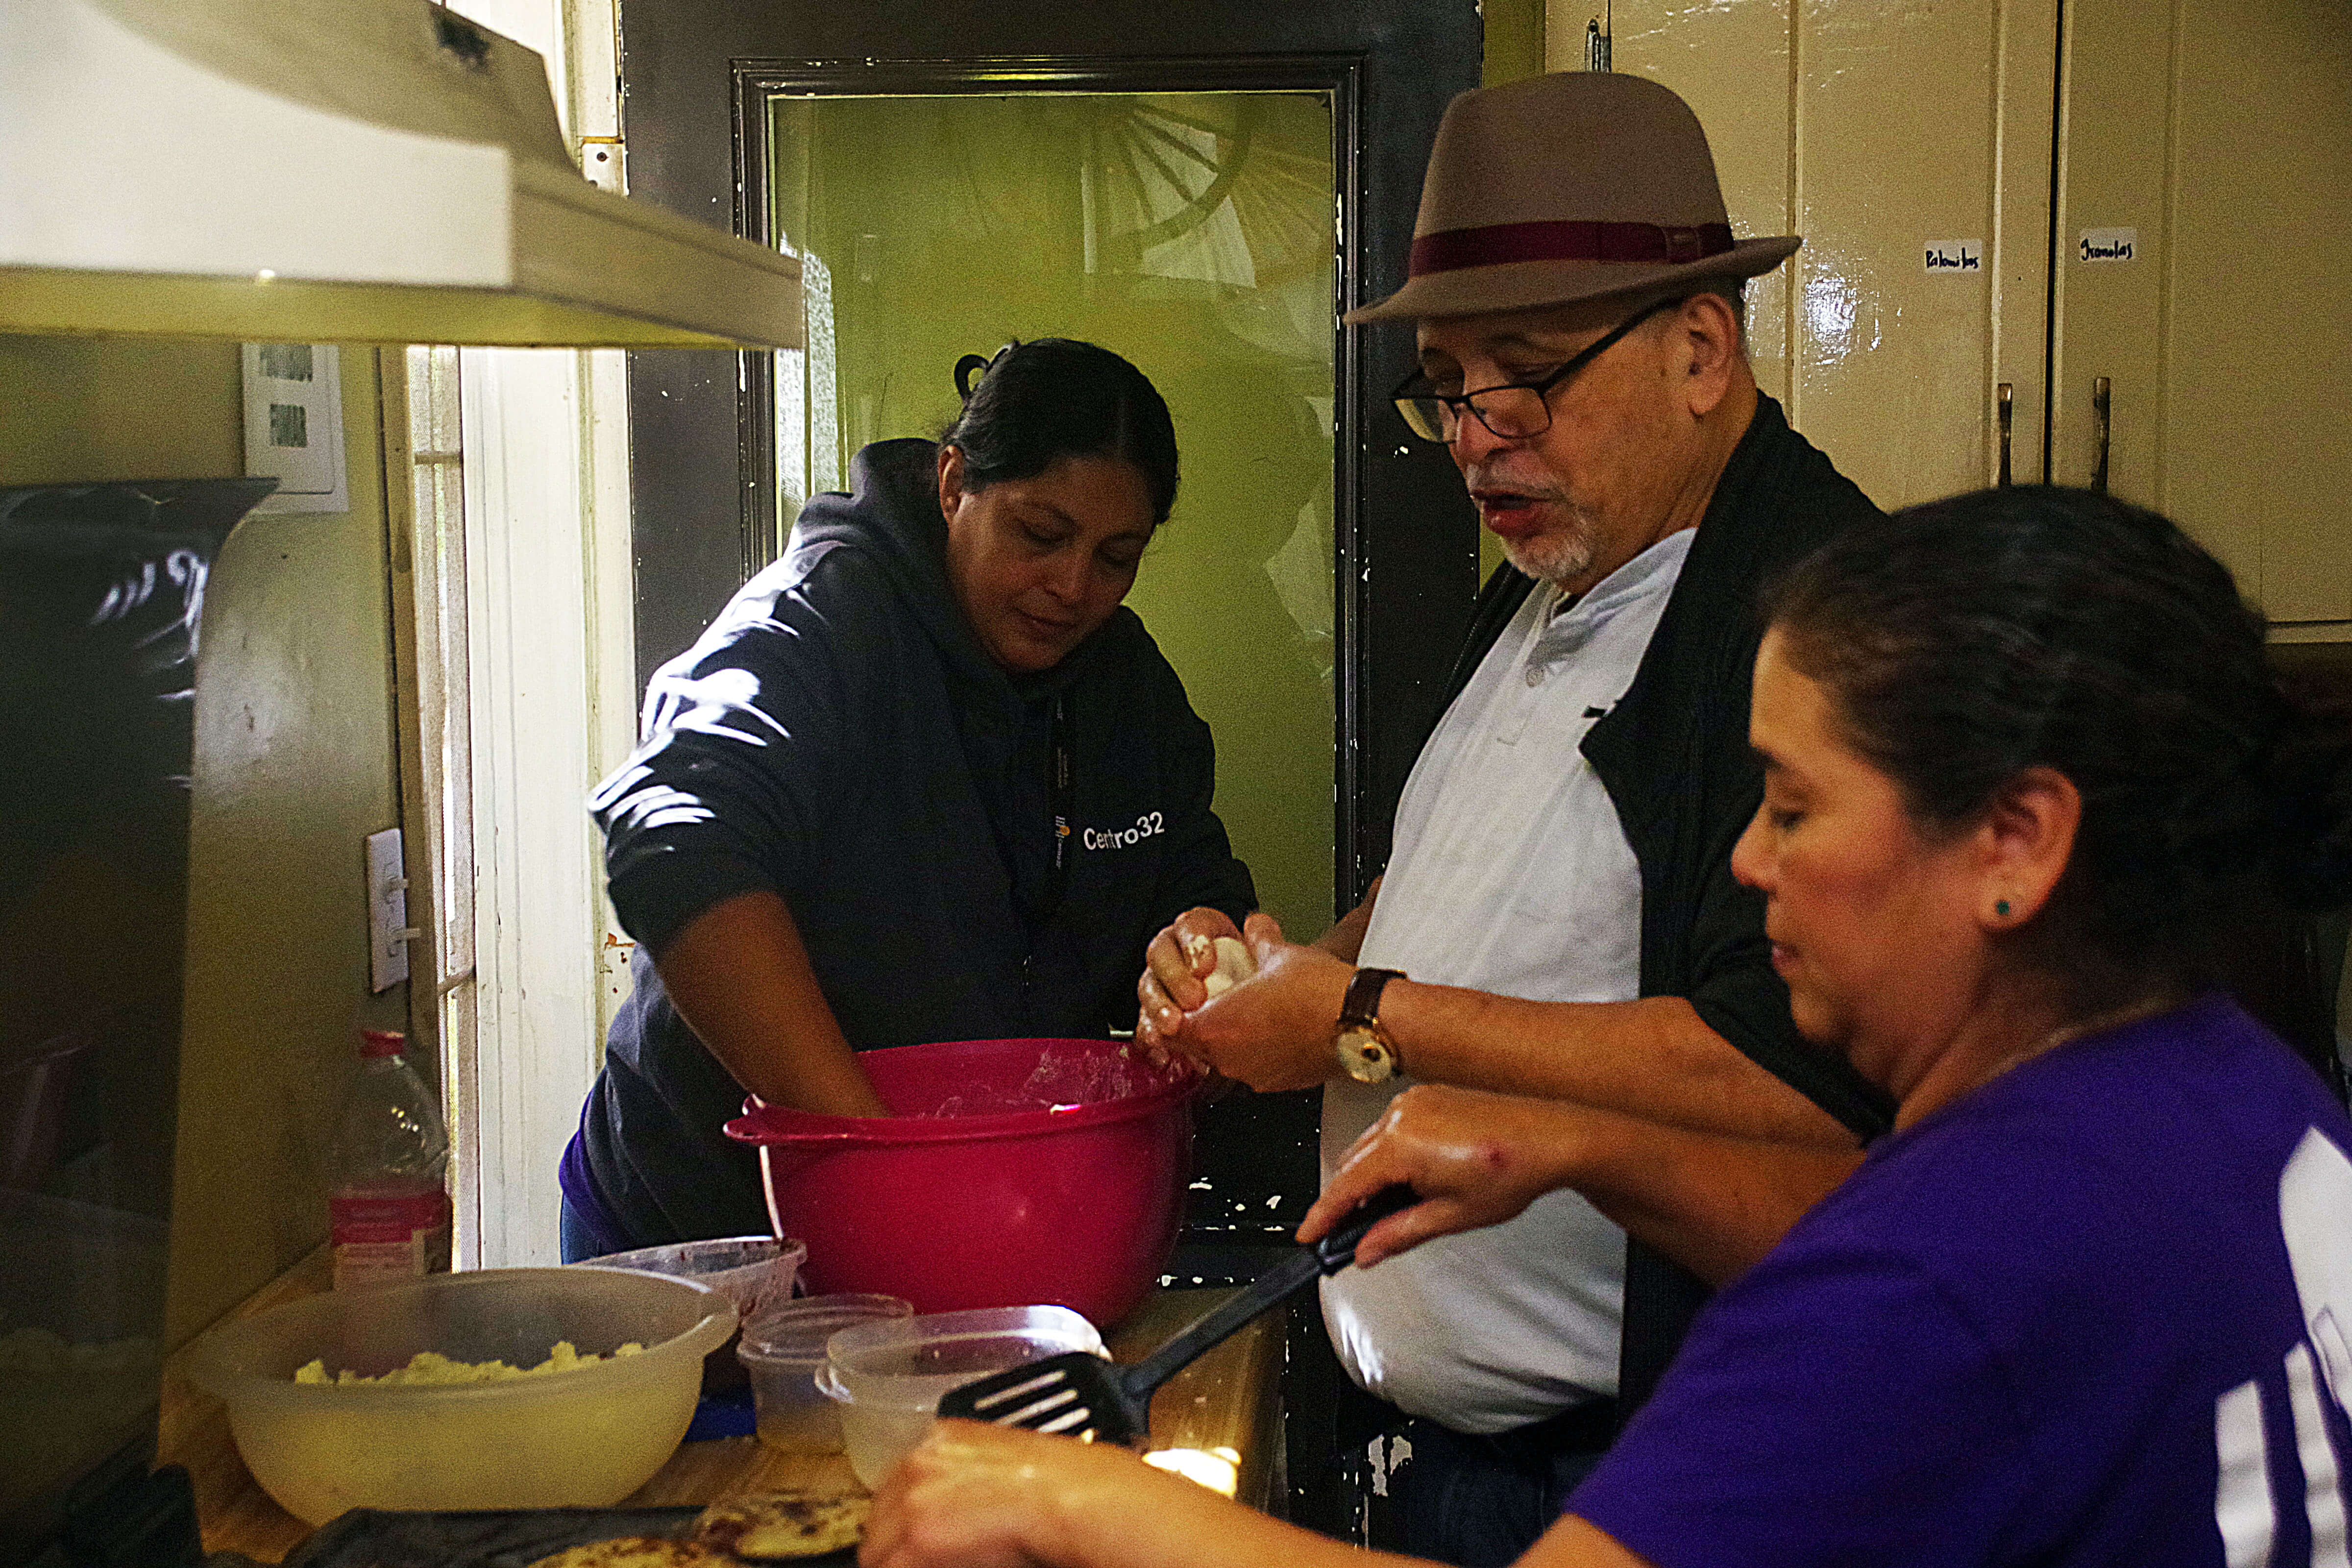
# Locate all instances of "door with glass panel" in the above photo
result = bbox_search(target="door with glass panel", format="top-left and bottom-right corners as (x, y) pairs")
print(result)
(621, 10), (1475, 1529)
(623, 6), (1480, 924)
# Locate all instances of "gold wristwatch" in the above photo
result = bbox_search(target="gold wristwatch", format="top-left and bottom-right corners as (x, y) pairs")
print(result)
(1334, 967), (1408, 1084)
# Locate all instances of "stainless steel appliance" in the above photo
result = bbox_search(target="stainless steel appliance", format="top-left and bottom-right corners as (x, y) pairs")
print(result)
(0, 477), (271, 1568)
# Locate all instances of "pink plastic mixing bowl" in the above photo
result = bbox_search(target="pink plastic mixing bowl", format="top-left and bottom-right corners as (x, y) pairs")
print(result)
(724, 1038), (1195, 1328)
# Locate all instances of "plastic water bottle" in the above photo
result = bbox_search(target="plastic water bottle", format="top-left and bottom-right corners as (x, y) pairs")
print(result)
(329, 1028), (453, 1290)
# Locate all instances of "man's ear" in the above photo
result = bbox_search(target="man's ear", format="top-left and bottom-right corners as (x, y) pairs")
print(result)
(1675, 292), (1742, 419)
(1973, 765), (2081, 931)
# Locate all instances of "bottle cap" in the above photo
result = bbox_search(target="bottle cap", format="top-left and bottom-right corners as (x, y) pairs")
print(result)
(359, 1029), (407, 1059)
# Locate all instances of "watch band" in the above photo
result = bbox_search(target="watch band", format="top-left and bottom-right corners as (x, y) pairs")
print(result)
(1335, 967), (1408, 1083)
(1340, 967), (1407, 1029)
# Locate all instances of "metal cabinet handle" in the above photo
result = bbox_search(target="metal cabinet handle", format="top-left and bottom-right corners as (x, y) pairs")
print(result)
(2091, 376), (2111, 495)
(1996, 383), (2013, 487)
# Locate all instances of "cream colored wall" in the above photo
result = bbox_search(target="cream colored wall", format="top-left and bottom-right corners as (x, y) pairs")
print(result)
(0, 337), (407, 1346)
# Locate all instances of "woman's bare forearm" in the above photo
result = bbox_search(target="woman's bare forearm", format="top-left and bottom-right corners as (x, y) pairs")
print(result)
(865, 1417), (1655, 1568)
(653, 888), (888, 1117)
(1309, 1086), (1859, 1289)
(1039, 1448), (1654, 1568)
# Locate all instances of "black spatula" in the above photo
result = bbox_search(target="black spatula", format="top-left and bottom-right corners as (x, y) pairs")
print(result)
(936, 1185), (1417, 1445)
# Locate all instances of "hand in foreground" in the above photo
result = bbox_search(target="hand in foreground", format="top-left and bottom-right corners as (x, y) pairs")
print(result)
(861, 1420), (1233, 1568)
(1299, 1084), (1594, 1268)
(1133, 907), (1242, 1068)
(1147, 912), (1353, 1093)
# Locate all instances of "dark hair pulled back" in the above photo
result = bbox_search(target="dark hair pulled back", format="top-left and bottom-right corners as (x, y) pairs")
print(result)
(940, 338), (1179, 525)
(1764, 486), (2352, 988)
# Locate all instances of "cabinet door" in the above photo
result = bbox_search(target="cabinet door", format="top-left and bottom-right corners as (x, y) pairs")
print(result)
(1563, 0), (2057, 507)
(2054, 0), (2352, 632)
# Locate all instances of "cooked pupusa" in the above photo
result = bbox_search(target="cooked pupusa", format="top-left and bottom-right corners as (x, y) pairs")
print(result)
(694, 1489), (870, 1558)
(526, 1539), (729, 1568)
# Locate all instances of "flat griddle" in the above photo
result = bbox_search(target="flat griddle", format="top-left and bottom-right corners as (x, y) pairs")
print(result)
(274, 1505), (856, 1568)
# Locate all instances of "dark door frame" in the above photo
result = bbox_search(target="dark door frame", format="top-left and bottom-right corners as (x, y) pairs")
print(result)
(619, 1), (1481, 909)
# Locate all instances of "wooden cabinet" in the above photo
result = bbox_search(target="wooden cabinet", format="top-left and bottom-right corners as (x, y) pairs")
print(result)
(2053, 0), (2352, 633)
(1546, 0), (2352, 637)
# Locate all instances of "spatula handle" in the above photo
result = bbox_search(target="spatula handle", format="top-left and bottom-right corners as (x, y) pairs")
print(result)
(1311, 1182), (1419, 1272)
(1123, 1185), (1417, 1392)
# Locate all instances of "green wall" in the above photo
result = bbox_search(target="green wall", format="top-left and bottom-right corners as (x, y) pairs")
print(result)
(773, 91), (1342, 934)
(0, 337), (406, 1345)
(1485, 0), (1547, 87)
(1476, 0), (1550, 587)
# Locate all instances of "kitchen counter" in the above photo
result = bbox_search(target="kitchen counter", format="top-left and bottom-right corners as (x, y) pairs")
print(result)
(159, 1252), (1284, 1563)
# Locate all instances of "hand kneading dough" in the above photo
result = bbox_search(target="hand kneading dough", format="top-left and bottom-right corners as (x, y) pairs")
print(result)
(1200, 934), (1256, 997)
(1184, 931), (1257, 998)
(694, 1491), (870, 1559)
(525, 1540), (727, 1568)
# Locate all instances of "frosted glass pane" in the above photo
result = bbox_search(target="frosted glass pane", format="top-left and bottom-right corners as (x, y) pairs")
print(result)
(767, 91), (1339, 932)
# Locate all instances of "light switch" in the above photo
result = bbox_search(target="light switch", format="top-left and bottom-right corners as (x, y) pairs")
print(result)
(243, 342), (349, 515)
(366, 828), (419, 993)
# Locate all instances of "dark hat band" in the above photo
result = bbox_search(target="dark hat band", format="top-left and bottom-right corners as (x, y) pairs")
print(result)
(1410, 219), (1737, 276)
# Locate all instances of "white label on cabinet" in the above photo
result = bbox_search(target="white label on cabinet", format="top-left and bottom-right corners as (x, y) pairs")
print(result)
(1924, 239), (1984, 274)
(2078, 227), (2139, 264)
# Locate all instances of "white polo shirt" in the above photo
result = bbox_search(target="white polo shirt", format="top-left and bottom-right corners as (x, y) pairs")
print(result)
(1320, 526), (1693, 1433)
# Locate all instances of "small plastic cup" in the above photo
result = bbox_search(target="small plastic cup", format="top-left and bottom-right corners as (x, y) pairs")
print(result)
(738, 1293), (912, 1453)
(817, 1304), (1104, 1487)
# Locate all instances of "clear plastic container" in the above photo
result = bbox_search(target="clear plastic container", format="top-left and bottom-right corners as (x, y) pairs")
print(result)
(816, 1304), (1104, 1487)
(587, 1235), (807, 1323)
(181, 1266), (735, 1525)
(580, 1236), (809, 1396)
(737, 1293), (911, 1453)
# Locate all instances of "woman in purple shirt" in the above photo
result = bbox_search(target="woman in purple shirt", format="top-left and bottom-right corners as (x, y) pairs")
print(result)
(861, 485), (2352, 1568)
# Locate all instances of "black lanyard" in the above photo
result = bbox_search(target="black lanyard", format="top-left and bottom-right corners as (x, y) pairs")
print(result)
(1049, 690), (1076, 880)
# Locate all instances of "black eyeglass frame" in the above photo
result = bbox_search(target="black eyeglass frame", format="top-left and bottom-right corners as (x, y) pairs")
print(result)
(1389, 295), (1684, 444)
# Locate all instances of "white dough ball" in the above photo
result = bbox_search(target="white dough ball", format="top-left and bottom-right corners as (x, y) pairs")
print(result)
(1201, 935), (1257, 998)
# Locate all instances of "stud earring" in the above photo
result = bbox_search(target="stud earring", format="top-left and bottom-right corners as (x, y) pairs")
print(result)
(1994, 899), (2012, 918)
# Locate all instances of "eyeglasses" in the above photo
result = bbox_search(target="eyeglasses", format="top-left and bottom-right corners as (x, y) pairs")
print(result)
(1390, 296), (1682, 444)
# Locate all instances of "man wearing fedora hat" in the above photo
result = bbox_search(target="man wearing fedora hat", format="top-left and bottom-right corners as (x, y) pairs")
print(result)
(1137, 70), (1889, 1564)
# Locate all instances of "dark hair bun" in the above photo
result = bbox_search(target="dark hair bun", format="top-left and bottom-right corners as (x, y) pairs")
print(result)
(939, 338), (1179, 524)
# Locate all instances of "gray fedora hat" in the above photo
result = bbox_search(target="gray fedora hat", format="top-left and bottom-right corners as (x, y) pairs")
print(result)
(1347, 72), (1801, 323)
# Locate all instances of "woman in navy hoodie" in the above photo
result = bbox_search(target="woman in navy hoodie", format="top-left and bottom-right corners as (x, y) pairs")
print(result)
(564, 339), (1256, 1256)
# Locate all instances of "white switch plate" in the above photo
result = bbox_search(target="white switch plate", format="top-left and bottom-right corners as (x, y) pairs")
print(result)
(242, 342), (349, 515)
(366, 827), (413, 993)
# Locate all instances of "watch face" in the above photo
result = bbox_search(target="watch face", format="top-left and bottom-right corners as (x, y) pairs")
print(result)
(1336, 1026), (1396, 1084)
